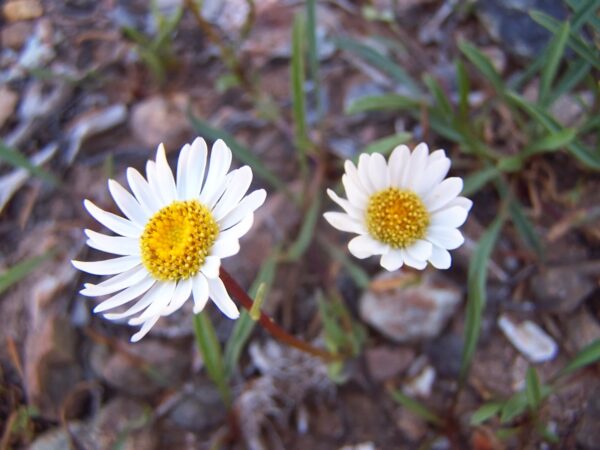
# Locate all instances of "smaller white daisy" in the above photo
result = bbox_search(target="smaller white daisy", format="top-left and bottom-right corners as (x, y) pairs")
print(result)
(73, 137), (266, 342)
(324, 143), (472, 271)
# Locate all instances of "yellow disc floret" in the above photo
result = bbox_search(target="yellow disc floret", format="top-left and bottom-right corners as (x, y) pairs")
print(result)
(140, 200), (219, 281)
(366, 188), (430, 249)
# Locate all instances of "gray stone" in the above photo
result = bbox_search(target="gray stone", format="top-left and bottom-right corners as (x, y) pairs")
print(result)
(365, 346), (415, 382)
(530, 266), (595, 313)
(359, 272), (461, 343)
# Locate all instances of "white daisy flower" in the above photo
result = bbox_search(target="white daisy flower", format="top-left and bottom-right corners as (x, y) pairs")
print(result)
(73, 137), (266, 342)
(324, 143), (472, 272)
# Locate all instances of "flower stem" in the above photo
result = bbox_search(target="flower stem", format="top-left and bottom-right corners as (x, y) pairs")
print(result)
(219, 268), (340, 362)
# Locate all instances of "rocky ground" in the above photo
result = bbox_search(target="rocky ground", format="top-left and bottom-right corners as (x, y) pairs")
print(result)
(0, 0), (599, 449)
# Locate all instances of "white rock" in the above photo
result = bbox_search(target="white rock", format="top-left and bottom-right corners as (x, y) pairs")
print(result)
(498, 314), (558, 363)
(404, 365), (436, 398)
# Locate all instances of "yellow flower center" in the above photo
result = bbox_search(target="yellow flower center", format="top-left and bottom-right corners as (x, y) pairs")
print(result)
(140, 200), (219, 281)
(366, 188), (430, 249)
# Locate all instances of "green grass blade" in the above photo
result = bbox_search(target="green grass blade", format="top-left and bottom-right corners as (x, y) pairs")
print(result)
(187, 111), (288, 190)
(559, 338), (600, 377)
(334, 37), (422, 96)
(569, 0), (600, 30)
(547, 59), (591, 105)
(223, 251), (279, 378)
(306, 0), (322, 117)
(530, 10), (600, 69)
(193, 312), (231, 406)
(423, 74), (453, 118)
(460, 214), (505, 381)
(389, 389), (442, 425)
(456, 59), (470, 120)
(458, 41), (505, 94)
(538, 21), (570, 106)
(0, 140), (58, 186)
(470, 402), (503, 425)
(525, 366), (542, 411)
(286, 193), (321, 260)
(291, 13), (310, 158)
(526, 128), (576, 155)
(361, 133), (412, 158)
(346, 94), (420, 115)
(500, 392), (528, 423)
(509, 199), (543, 256)
(320, 237), (370, 289)
(463, 167), (500, 196)
(0, 251), (55, 295)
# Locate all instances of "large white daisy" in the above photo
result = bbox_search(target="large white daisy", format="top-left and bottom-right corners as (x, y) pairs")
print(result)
(324, 143), (472, 271)
(73, 137), (266, 342)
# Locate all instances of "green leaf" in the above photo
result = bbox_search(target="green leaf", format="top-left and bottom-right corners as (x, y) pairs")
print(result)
(548, 59), (591, 106)
(568, 0), (600, 31)
(346, 94), (421, 115)
(526, 128), (576, 155)
(389, 389), (442, 425)
(306, 0), (322, 117)
(500, 392), (528, 423)
(456, 59), (470, 120)
(286, 193), (321, 260)
(334, 37), (422, 96)
(361, 133), (412, 157)
(509, 199), (543, 256)
(460, 214), (505, 381)
(193, 313), (231, 406)
(187, 112), (288, 190)
(470, 402), (503, 425)
(424, 74), (453, 118)
(0, 251), (55, 295)
(0, 140), (58, 186)
(458, 41), (505, 94)
(223, 251), (279, 378)
(538, 21), (570, 106)
(559, 338), (600, 377)
(525, 367), (542, 411)
(291, 13), (309, 155)
(463, 167), (500, 196)
(530, 10), (600, 69)
(507, 92), (600, 170)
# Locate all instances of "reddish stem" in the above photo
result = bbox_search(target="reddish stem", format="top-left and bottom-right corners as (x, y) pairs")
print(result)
(219, 268), (339, 362)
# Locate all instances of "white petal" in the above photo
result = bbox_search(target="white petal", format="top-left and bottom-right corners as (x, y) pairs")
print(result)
(192, 274), (209, 313)
(80, 266), (148, 297)
(427, 226), (464, 250)
(212, 166), (253, 220)
(93, 276), (155, 312)
(415, 157), (451, 196)
(199, 139), (232, 205)
(131, 315), (160, 342)
(424, 177), (463, 211)
(84, 200), (141, 238)
(406, 143), (429, 190)
(127, 168), (162, 215)
(201, 255), (221, 278)
(405, 239), (433, 261)
(327, 188), (363, 219)
(348, 234), (387, 259)
(446, 196), (473, 212)
(218, 189), (266, 230)
(211, 238), (240, 259)
(161, 278), (193, 316)
(176, 143), (191, 199)
(219, 214), (254, 240)
(145, 161), (168, 207)
(323, 212), (365, 234)
(429, 246), (451, 269)
(428, 149), (447, 163)
(85, 229), (140, 256)
(401, 249), (428, 269)
(369, 153), (389, 191)
(344, 160), (369, 197)
(185, 137), (208, 199)
(389, 144), (410, 188)
(431, 206), (468, 228)
(208, 277), (239, 319)
(103, 282), (162, 320)
(155, 143), (178, 203)
(108, 180), (149, 227)
(72, 255), (141, 275)
(357, 154), (376, 194)
(128, 281), (176, 324)
(380, 249), (404, 271)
